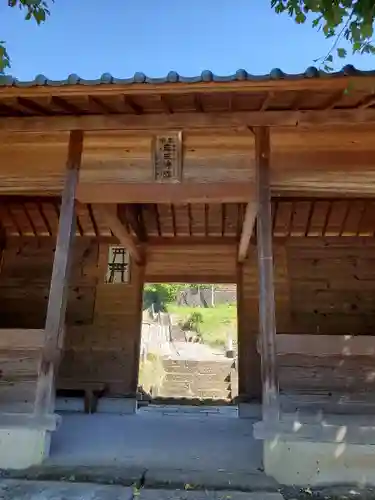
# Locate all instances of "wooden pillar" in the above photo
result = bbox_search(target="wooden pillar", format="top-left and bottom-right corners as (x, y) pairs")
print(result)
(130, 263), (146, 396)
(255, 127), (279, 421)
(34, 130), (84, 415)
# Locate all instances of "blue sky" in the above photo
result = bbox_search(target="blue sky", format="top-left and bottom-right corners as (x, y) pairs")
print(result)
(1, 0), (374, 79)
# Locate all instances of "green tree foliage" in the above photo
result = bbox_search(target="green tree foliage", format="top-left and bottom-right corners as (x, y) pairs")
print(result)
(143, 283), (184, 312)
(1, 0), (52, 73)
(181, 311), (204, 333)
(271, 1), (375, 71)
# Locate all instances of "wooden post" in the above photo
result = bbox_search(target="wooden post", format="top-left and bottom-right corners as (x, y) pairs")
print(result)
(130, 263), (146, 397)
(34, 130), (84, 415)
(255, 127), (279, 421)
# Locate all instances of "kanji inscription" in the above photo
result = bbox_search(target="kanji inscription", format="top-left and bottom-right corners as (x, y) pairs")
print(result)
(152, 132), (183, 182)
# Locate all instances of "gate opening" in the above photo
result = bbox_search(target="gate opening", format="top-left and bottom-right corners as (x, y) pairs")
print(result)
(139, 283), (238, 406)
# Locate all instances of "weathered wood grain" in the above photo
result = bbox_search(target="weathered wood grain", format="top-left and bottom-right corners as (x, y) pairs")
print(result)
(145, 243), (237, 283)
(255, 127), (279, 420)
(35, 130), (83, 415)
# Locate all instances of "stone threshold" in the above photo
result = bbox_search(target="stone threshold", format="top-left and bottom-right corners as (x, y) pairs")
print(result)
(2, 470), (375, 499)
(0, 465), (278, 493)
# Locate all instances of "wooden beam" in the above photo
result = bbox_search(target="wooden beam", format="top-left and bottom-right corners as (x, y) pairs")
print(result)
(121, 204), (148, 242)
(95, 204), (144, 264)
(147, 236), (238, 246)
(3, 109), (375, 132)
(34, 130), (84, 415)
(146, 274), (236, 284)
(255, 126), (279, 422)
(238, 200), (257, 262)
(77, 182), (255, 204)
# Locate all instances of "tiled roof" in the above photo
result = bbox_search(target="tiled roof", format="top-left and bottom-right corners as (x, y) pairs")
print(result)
(0, 65), (373, 87)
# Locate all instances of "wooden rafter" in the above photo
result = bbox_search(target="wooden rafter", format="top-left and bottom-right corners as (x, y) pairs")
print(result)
(95, 204), (144, 264)
(4, 108), (375, 132)
(321, 90), (343, 110)
(260, 92), (275, 111)
(359, 94), (375, 108)
(121, 204), (147, 242)
(124, 96), (143, 114)
(51, 96), (82, 114)
(238, 200), (258, 263)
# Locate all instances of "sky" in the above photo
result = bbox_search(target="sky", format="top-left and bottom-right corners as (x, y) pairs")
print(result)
(1, 0), (375, 80)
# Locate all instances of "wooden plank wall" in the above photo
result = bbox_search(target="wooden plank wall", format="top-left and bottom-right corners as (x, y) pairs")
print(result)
(286, 237), (375, 335)
(0, 237), (98, 329)
(0, 329), (45, 412)
(0, 238), (144, 398)
(237, 236), (375, 403)
(277, 334), (375, 413)
(2, 234), (375, 405)
(237, 244), (290, 401)
(145, 243), (237, 283)
(60, 243), (145, 396)
(5, 126), (375, 197)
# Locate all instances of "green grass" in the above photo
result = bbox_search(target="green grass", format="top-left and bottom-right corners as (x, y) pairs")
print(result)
(167, 303), (237, 348)
(138, 352), (165, 396)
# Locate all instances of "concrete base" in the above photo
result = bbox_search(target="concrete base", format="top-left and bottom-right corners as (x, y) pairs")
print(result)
(55, 397), (85, 413)
(97, 397), (137, 414)
(238, 403), (261, 419)
(264, 439), (375, 486)
(0, 428), (51, 470)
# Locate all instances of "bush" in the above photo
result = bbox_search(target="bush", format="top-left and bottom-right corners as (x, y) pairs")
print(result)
(143, 283), (183, 312)
(181, 311), (204, 333)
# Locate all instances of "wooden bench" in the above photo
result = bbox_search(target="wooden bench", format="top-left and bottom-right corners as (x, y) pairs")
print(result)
(57, 381), (106, 414)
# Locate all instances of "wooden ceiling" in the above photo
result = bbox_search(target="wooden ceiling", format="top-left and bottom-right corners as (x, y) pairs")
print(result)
(0, 88), (370, 118)
(2, 197), (375, 240)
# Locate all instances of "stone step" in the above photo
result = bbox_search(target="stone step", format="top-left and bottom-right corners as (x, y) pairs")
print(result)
(159, 384), (231, 396)
(159, 358), (237, 400)
(163, 360), (234, 375)
(164, 373), (231, 384)
(159, 389), (231, 399)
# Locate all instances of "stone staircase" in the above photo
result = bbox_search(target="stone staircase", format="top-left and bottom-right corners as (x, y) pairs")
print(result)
(156, 358), (238, 402)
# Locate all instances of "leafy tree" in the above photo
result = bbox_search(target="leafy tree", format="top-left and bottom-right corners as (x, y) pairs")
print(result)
(180, 311), (204, 334)
(1, 0), (52, 73)
(271, 1), (375, 71)
(143, 283), (183, 312)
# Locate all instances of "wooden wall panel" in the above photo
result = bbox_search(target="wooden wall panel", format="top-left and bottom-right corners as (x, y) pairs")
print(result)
(0, 329), (44, 412)
(0, 236), (143, 398)
(60, 244), (145, 396)
(145, 243), (237, 283)
(0, 237), (98, 329)
(276, 334), (375, 413)
(237, 244), (290, 402)
(4, 126), (375, 197)
(286, 237), (375, 334)
(237, 249), (260, 401)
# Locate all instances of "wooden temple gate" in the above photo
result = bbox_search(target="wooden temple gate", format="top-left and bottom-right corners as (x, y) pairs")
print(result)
(2, 68), (375, 482)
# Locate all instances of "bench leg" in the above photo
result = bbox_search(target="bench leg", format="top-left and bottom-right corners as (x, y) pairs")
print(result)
(84, 390), (93, 414)
(91, 393), (99, 414)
